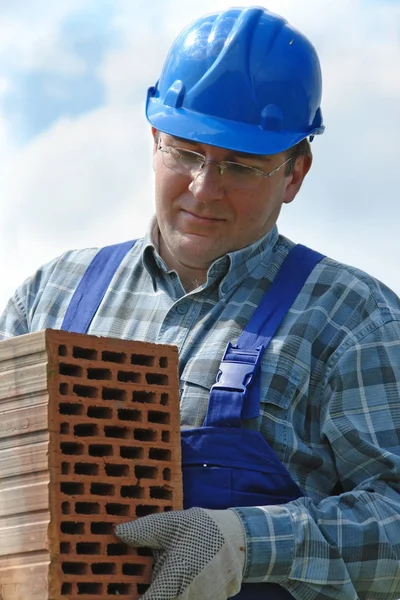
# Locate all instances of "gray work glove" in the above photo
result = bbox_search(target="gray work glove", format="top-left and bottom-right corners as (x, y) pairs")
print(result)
(115, 507), (246, 600)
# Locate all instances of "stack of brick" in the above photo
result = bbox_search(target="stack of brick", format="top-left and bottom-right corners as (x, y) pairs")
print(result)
(0, 329), (183, 599)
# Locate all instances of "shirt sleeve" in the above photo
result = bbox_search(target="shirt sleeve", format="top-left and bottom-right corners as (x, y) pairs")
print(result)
(0, 271), (40, 340)
(0, 254), (69, 339)
(234, 317), (400, 599)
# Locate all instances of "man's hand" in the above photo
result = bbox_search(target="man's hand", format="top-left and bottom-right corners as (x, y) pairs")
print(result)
(115, 507), (246, 600)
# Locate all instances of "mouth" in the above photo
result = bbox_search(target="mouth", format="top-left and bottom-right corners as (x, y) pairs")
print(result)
(181, 209), (224, 222)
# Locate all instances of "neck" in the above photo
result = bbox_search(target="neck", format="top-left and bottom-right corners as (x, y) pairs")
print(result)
(158, 236), (208, 293)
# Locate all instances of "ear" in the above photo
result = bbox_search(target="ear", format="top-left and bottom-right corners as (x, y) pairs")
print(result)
(283, 154), (312, 204)
(151, 127), (159, 170)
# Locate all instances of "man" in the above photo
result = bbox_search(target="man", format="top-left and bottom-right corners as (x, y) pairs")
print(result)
(1, 6), (400, 600)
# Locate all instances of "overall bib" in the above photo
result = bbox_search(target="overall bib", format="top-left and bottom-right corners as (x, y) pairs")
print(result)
(62, 241), (324, 600)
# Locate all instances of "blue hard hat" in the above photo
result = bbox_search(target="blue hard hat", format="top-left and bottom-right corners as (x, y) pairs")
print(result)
(146, 6), (325, 155)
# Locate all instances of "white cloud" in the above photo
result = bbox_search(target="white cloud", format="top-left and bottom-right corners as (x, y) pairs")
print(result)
(0, 1), (87, 75)
(0, 104), (154, 306)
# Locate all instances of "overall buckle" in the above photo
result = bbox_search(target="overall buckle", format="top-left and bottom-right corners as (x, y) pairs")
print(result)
(211, 342), (265, 397)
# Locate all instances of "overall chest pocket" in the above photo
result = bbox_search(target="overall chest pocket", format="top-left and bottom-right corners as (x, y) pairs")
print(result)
(179, 356), (220, 428)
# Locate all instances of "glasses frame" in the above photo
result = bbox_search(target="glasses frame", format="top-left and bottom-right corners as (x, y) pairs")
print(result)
(157, 142), (292, 189)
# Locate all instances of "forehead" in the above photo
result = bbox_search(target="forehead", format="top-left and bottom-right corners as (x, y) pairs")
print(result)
(162, 132), (275, 162)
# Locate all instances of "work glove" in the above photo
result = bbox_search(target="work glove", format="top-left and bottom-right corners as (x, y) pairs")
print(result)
(115, 506), (246, 600)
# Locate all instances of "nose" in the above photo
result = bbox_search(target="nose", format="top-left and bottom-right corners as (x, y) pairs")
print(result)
(188, 161), (226, 202)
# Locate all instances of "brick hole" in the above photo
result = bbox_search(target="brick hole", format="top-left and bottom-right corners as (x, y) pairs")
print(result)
(61, 482), (84, 495)
(73, 346), (97, 360)
(163, 468), (171, 481)
(59, 402), (83, 415)
(74, 423), (99, 437)
(118, 408), (142, 422)
(77, 582), (103, 595)
(145, 372), (169, 386)
(102, 387), (127, 401)
(75, 502), (100, 515)
(131, 353), (154, 367)
(76, 542), (101, 555)
(61, 521), (85, 534)
(105, 463), (129, 477)
(61, 462), (70, 475)
(104, 425), (129, 439)
(108, 583), (131, 595)
(87, 367), (112, 380)
(58, 344), (68, 356)
(135, 465), (157, 479)
(106, 503), (130, 516)
(137, 547), (152, 557)
(138, 583), (150, 595)
(62, 562), (87, 574)
(92, 562), (116, 575)
(159, 356), (168, 368)
(150, 486), (172, 500)
(122, 563), (145, 576)
(120, 446), (143, 459)
(132, 390), (156, 404)
(60, 423), (69, 434)
(75, 462), (99, 476)
(59, 363), (83, 377)
(118, 371), (141, 383)
(148, 410), (170, 425)
(162, 431), (170, 443)
(60, 542), (71, 554)
(136, 505), (159, 517)
(102, 350), (126, 364)
(160, 393), (169, 406)
(107, 543), (128, 556)
(87, 405), (112, 419)
(164, 505), (173, 512)
(61, 441), (84, 455)
(88, 444), (113, 457)
(149, 448), (171, 461)
(90, 482), (115, 496)
(62, 502), (71, 514)
(120, 485), (144, 499)
(73, 384), (97, 398)
(91, 522), (113, 535)
(59, 382), (69, 395)
(61, 582), (73, 595)
(134, 429), (157, 442)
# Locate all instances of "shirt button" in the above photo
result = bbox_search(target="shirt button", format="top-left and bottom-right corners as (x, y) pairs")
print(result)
(176, 303), (188, 315)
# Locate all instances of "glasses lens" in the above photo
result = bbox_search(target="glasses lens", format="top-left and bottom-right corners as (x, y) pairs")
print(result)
(163, 147), (204, 176)
(223, 162), (261, 190)
(160, 145), (262, 190)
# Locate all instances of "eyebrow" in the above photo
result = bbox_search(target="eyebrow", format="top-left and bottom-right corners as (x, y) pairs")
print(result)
(165, 134), (272, 162)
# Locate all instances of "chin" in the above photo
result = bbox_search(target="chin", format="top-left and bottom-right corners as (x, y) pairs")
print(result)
(177, 240), (223, 266)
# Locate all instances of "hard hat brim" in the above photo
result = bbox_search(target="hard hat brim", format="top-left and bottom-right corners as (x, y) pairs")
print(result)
(147, 101), (324, 156)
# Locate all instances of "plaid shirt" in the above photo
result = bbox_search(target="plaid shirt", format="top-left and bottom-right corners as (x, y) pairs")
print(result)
(1, 222), (400, 599)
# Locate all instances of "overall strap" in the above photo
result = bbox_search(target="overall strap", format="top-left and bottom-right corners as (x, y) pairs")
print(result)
(205, 245), (325, 427)
(61, 240), (136, 334)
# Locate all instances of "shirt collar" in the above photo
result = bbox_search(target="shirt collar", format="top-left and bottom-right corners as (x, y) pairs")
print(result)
(142, 216), (279, 295)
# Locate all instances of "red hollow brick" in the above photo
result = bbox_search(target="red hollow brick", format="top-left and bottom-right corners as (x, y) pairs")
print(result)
(0, 329), (182, 600)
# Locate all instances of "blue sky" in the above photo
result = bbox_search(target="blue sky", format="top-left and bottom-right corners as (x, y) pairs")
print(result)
(1, 2), (117, 141)
(0, 0), (399, 311)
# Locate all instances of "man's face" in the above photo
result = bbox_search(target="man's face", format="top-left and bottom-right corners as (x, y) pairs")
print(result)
(152, 130), (310, 274)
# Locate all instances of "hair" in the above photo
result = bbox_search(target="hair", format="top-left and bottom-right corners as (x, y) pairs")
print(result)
(285, 138), (312, 175)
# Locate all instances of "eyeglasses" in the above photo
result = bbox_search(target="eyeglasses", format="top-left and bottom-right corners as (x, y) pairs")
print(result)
(157, 143), (292, 191)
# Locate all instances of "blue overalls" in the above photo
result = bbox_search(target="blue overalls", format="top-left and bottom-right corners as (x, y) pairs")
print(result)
(62, 240), (324, 600)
